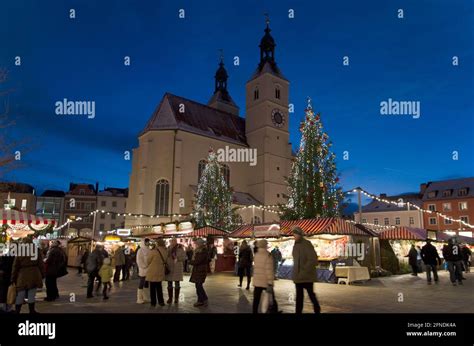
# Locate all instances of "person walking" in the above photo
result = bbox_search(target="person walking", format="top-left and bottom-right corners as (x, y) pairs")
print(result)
(416, 246), (423, 273)
(237, 240), (253, 290)
(291, 227), (321, 314)
(76, 248), (84, 275)
(270, 246), (282, 280)
(421, 239), (442, 284)
(252, 239), (277, 313)
(113, 246), (126, 282)
(146, 239), (167, 307)
(407, 244), (419, 276)
(208, 242), (218, 274)
(190, 238), (209, 307)
(11, 238), (44, 313)
(461, 244), (472, 273)
(442, 238), (464, 286)
(136, 238), (151, 304)
(44, 240), (67, 301)
(80, 249), (89, 275)
(122, 247), (132, 281)
(99, 257), (113, 300)
(165, 238), (186, 304)
(86, 245), (105, 298)
(0, 254), (15, 313)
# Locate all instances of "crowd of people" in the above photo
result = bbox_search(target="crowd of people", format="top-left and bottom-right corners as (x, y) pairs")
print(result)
(407, 238), (471, 285)
(0, 228), (471, 314)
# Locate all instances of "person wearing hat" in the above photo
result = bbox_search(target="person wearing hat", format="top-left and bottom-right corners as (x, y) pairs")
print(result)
(421, 239), (442, 284)
(190, 238), (209, 307)
(252, 239), (277, 313)
(291, 226), (321, 314)
(145, 239), (168, 307)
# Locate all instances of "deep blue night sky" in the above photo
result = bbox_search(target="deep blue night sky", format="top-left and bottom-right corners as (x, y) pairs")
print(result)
(1, 0), (473, 199)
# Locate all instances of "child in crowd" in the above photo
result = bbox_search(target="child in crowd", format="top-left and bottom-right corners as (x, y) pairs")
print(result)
(99, 258), (113, 300)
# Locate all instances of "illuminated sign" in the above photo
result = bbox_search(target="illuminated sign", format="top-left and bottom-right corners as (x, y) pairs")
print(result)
(116, 229), (131, 237)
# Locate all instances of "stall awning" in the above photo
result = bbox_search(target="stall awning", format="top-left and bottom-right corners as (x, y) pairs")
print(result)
(188, 226), (229, 237)
(1, 209), (55, 226)
(281, 218), (369, 236)
(378, 227), (427, 240)
(229, 224), (253, 238)
(435, 232), (474, 245)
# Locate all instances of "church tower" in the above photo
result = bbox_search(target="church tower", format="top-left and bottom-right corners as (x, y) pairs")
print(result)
(245, 19), (292, 220)
(208, 53), (239, 115)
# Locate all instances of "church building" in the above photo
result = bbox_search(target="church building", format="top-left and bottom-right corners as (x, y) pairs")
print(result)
(125, 21), (293, 232)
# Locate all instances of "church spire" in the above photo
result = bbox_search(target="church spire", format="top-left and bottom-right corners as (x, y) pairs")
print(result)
(208, 50), (239, 115)
(259, 14), (276, 66)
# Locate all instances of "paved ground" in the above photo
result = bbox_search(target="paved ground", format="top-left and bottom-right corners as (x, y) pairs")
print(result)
(23, 270), (474, 314)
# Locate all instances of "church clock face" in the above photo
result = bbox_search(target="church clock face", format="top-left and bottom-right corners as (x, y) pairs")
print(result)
(271, 108), (285, 128)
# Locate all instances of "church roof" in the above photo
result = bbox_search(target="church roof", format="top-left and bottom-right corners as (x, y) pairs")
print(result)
(142, 93), (247, 146)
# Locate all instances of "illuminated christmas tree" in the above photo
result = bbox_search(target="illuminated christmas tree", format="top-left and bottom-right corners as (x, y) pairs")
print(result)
(281, 98), (344, 220)
(194, 148), (234, 231)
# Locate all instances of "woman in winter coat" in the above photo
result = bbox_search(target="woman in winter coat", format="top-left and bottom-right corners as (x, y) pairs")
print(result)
(252, 239), (275, 313)
(238, 240), (254, 290)
(165, 238), (186, 304)
(11, 238), (44, 313)
(406, 245), (419, 276)
(145, 239), (167, 307)
(190, 238), (209, 307)
(136, 238), (151, 304)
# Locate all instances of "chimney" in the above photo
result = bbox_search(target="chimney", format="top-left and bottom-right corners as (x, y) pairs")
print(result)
(420, 183), (427, 195)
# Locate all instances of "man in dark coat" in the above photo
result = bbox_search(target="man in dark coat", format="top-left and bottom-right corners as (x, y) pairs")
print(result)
(291, 227), (321, 314)
(86, 245), (105, 298)
(0, 255), (15, 312)
(407, 245), (419, 276)
(442, 238), (464, 286)
(44, 241), (67, 301)
(461, 244), (472, 273)
(237, 240), (253, 290)
(421, 239), (441, 284)
(190, 239), (209, 307)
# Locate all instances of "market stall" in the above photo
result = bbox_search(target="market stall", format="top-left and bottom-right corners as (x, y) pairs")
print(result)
(1, 208), (55, 240)
(66, 236), (93, 267)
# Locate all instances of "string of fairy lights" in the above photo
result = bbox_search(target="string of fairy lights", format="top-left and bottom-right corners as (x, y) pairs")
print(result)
(55, 187), (472, 231)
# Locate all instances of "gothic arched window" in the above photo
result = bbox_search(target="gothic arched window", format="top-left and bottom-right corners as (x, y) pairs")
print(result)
(275, 87), (281, 99)
(254, 87), (259, 100)
(155, 179), (170, 215)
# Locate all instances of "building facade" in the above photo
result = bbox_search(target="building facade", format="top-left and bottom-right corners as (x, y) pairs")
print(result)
(354, 193), (424, 228)
(63, 183), (97, 237)
(421, 178), (474, 236)
(126, 21), (292, 232)
(0, 182), (36, 214)
(95, 188), (128, 234)
(35, 190), (65, 226)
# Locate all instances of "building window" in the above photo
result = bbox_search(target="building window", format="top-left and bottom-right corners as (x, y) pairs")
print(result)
(395, 217), (400, 225)
(253, 216), (262, 224)
(428, 204), (436, 212)
(409, 217), (414, 225)
(100, 213), (105, 219)
(111, 214), (116, 220)
(427, 191), (437, 198)
(460, 216), (469, 224)
(275, 87), (280, 99)
(222, 164), (230, 187)
(198, 159), (206, 183)
(99, 224), (104, 231)
(361, 218), (367, 224)
(442, 203), (451, 212)
(384, 218), (389, 226)
(101, 200), (106, 207)
(429, 217), (437, 225)
(277, 166), (280, 171)
(111, 224), (115, 230)
(444, 218), (452, 225)
(79, 189), (85, 195)
(459, 202), (468, 211)
(458, 188), (468, 196)
(373, 218), (379, 225)
(442, 189), (452, 197)
(21, 199), (27, 211)
(277, 194), (280, 198)
(254, 88), (259, 100)
(112, 201), (117, 207)
(155, 179), (170, 216)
